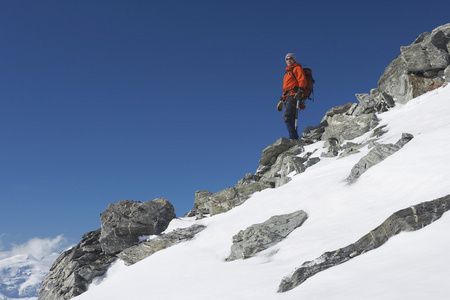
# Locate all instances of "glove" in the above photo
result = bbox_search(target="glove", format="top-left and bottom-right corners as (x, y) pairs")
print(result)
(277, 100), (284, 111)
(294, 87), (305, 101)
(299, 100), (306, 110)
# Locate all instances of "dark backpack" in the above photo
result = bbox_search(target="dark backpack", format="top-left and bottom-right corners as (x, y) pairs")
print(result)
(302, 67), (315, 101)
(287, 66), (315, 101)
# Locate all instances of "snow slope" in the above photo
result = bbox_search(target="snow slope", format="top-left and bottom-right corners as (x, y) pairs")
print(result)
(74, 85), (450, 300)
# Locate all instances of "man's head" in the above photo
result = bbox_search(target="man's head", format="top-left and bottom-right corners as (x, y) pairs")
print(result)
(285, 53), (296, 66)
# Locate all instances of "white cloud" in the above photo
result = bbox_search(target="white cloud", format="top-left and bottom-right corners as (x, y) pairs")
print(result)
(0, 235), (67, 260)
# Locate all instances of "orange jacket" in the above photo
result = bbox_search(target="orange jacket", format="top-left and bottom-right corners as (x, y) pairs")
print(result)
(282, 63), (307, 98)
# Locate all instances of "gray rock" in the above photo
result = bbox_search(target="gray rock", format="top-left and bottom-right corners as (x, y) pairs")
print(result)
(38, 229), (116, 300)
(256, 144), (308, 188)
(278, 194), (450, 292)
(227, 210), (308, 261)
(321, 138), (340, 157)
(347, 133), (413, 183)
(187, 180), (273, 217)
(372, 91), (395, 113)
(371, 125), (388, 138)
(324, 103), (355, 117)
(192, 190), (213, 215)
(302, 121), (328, 144)
(377, 55), (410, 104)
(40, 198), (177, 300)
(376, 24), (450, 105)
(400, 24), (450, 72)
(118, 224), (206, 266)
(400, 43), (449, 72)
(258, 137), (302, 166)
(100, 199), (176, 254)
(353, 94), (377, 116)
(445, 65), (450, 82)
(321, 113), (379, 148)
(338, 141), (364, 158)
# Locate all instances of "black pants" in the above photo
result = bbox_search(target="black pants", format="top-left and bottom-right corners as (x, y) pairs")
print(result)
(282, 96), (298, 139)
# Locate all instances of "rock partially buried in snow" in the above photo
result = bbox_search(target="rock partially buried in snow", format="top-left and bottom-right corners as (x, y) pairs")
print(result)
(347, 133), (414, 183)
(278, 194), (450, 293)
(227, 210), (308, 261)
(118, 224), (206, 266)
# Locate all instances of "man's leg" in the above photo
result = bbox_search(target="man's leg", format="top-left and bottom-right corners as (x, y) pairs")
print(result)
(282, 96), (299, 139)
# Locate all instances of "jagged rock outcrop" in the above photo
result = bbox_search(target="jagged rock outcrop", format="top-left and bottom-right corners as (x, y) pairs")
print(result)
(39, 199), (178, 300)
(100, 198), (176, 254)
(258, 137), (302, 166)
(185, 180), (273, 218)
(227, 210), (308, 261)
(347, 133), (414, 183)
(302, 120), (328, 144)
(373, 23), (449, 105)
(118, 224), (206, 266)
(38, 229), (116, 300)
(185, 138), (321, 218)
(278, 194), (450, 292)
(321, 112), (379, 148)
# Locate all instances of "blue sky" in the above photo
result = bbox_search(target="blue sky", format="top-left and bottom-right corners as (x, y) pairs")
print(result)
(0, 0), (448, 248)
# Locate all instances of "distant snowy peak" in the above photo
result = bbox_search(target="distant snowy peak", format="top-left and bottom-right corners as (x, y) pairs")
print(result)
(0, 236), (66, 300)
(0, 252), (59, 300)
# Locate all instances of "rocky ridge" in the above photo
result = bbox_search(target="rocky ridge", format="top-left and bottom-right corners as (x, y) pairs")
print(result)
(38, 24), (450, 300)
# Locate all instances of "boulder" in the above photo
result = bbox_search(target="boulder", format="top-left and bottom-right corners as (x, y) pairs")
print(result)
(258, 137), (302, 166)
(278, 194), (450, 292)
(256, 143), (305, 187)
(376, 23), (450, 104)
(100, 198), (176, 254)
(400, 43), (449, 72)
(39, 198), (178, 300)
(353, 94), (377, 116)
(321, 113), (379, 148)
(227, 210), (308, 261)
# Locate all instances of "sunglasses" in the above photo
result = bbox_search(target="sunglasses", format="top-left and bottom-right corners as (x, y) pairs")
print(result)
(286, 57), (294, 61)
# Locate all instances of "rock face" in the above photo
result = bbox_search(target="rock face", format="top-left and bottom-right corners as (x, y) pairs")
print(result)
(227, 210), (308, 261)
(100, 198), (176, 254)
(38, 199), (178, 300)
(374, 23), (450, 105)
(320, 112), (379, 148)
(38, 229), (116, 300)
(118, 224), (206, 266)
(278, 194), (450, 293)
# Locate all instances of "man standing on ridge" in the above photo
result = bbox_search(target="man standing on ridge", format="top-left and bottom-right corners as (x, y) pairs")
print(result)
(277, 53), (307, 140)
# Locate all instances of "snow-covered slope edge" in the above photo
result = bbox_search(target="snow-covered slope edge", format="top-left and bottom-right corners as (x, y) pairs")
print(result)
(74, 85), (450, 300)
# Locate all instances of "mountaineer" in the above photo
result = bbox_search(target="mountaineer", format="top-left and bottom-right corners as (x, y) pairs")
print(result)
(277, 53), (308, 140)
